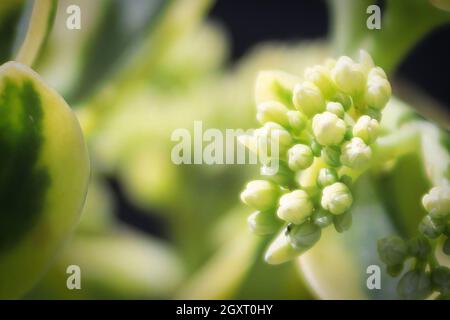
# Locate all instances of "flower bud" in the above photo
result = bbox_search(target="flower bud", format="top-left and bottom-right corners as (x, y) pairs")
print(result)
(317, 168), (338, 188)
(365, 73), (391, 110)
(255, 70), (300, 105)
(248, 211), (280, 236)
(304, 65), (335, 98)
(310, 139), (322, 157)
(387, 264), (404, 277)
(352, 115), (380, 144)
(333, 210), (352, 232)
(422, 185), (450, 219)
(264, 228), (299, 265)
(378, 236), (408, 266)
(287, 144), (314, 171)
(397, 270), (432, 300)
(312, 209), (333, 228)
(255, 122), (292, 156)
(321, 182), (353, 215)
(326, 101), (345, 118)
(292, 81), (326, 118)
(408, 237), (431, 260)
(312, 111), (346, 146)
(419, 215), (446, 239)
(288, 222), (321, 251)
(256, 101), (289, 126)
(277, 190), (313, 224)
(340, 137), (372, 169)
(331, 56), (366, 96)
(241, 180), (279, 210)
(287, 110), (306, 135)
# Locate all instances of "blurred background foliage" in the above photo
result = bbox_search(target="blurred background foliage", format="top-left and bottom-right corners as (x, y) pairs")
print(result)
(1, 0), (449, 299)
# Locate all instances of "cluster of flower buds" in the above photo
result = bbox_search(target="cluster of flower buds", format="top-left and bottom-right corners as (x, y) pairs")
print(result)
(240, 50), (391, 264)
(378, 183), (450, 299)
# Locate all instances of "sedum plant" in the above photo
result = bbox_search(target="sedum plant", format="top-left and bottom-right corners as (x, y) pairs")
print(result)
(239, 48), (450, 299)
(240, 50), (391, 264)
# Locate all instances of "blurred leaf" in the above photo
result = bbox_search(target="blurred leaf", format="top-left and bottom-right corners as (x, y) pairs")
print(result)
(69, 0), (170, 102)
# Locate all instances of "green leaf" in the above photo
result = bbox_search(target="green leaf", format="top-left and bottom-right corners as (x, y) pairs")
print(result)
(0, 61), (89, 298)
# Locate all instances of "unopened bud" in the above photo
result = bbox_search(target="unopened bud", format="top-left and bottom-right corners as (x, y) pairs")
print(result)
(241, 180), (279, 210)
(317, 168), (339, 188)
(321, 182), (353, 215)
(288, 222), (321, 251)
(287, 110), (306, 135)
(422, 185), (450, 219)
(287, 144), (314, 171)
(365, 73), (391, 110)
(248, 210), (280, 235)
(332, 56), (366, 96)
(277, 190), (314, 224)
(340, 137), (372, 169)
(312, 111), (346, 146)
(256, 101), (289, 126)
(353, 115), (380, 144)
(304, 65), (335, 98)
(292, 81), (326, 118)
(378, 236), (408, 266)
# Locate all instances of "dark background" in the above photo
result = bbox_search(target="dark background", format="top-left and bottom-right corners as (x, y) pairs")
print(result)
(119, 0), (450, 237)
(210, 0), (450, 108)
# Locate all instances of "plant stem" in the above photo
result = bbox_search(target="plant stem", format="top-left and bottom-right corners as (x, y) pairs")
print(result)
(15, 0), (57, 67)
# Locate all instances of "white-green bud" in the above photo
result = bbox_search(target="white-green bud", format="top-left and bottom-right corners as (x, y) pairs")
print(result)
(365, 71), (391, 110)
(248, 211), (279, 235)
(304, 65), (335, 98)
(277, 190), (313, 224)
(312, 111), (346, 146)
(326, 101), (345, 118)
(317, 168), (338, 188)
(292, 81), (326, 118)
(422, 185), (450, 219)
(255, 70), (300, 105)
(331, 56), (366, 96)
(287, 110), (306, 134)
(321, 182), (353, 215)
(256, 101), (289, 126)
(255, 122), (292, 156)
(340, 137), (372, 169)
(352, 115), (380, 144)
(241, 180), (279, 210)
(287, 144), (314, 171)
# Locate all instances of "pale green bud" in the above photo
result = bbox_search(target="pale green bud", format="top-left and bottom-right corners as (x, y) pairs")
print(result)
(419, 215), (446, 239)
(317, 168), (338, 188)
(331, 92), (352, 111)
(326, 101), (345, 118)
(277, 190), (313, 224)
(369, 66), (387, 80)
(264, 228), (299, 265)
(340, 137), (372, 169)
(255, 70), (300, 105)
(331, 56), (366, 96)
(312, 209), (334, 228)
(321, 146), (341, 167)
(321, 182), (353, 215)
(241, 180), (279, 210)
(287, 144), (314, 171)
(352, 115), (380, 144)
(287, 110), (306, 134)
(365, 73), (391, 110)
(304, 65), (335, 98)
(288, 222), (321, 251)
(247, 211), (279, 236)
(358, 49), (375, 75)
(422, 185), (450, 219)
(312, 111), (346, 146)
(255, 122), (292, 156)
(256, 101), (289, 126)
(292, 81), (326, 118)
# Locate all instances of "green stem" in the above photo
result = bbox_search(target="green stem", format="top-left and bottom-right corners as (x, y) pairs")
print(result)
(15, 0), (57, 67)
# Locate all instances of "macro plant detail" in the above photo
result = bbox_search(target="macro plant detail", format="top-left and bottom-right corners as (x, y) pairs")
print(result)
(0, 0), (450, 302)
(240, 50), (391, 264)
